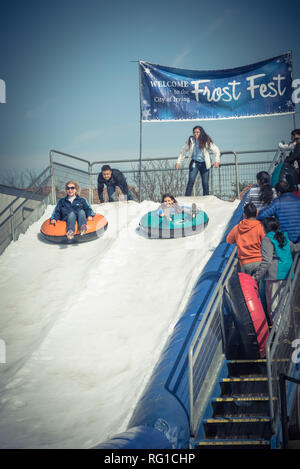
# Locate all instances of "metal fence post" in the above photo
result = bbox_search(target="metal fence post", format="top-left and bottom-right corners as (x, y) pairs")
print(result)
(49, 151), (56, 205)
(280, 374), (289, 449)
(234, 152), (240, 199)
(88, 163), (93, 204)
(210, 164), (214, 195)
(10, 206), (15, 241)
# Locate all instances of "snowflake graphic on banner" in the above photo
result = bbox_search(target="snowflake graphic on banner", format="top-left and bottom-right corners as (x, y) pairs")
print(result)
(286, 99), (294, 110)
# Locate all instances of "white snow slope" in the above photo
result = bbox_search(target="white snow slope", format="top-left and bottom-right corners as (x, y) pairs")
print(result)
(0, 196), (239, 449)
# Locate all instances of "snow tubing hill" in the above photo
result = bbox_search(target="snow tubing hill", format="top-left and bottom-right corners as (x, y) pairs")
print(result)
(40, 213), (108, 243)
(226, 272), (269, 359)
(139, 208), (209, 239)
(95, 196), (247, 449)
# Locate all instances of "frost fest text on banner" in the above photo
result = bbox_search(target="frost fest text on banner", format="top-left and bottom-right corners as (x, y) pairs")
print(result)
(139, 53), (294, 122)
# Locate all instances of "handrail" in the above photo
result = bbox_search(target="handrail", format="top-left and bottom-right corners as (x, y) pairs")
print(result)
(49, 149), (91, 165)
(187, 145), (292, 441)
(0, 166), (52, 255)
(0, 166), (51, 218)
(50, 147), (278, 202)
(268, 148), (285, 176)
(280, 373), (300, 449)
(266, 253), (300, 433)
(189, 245), (237, 356)
(188, 250), (300, 442)
(89, 160), (272, 176)
(4, 174), (51, 221)
(52, 161), (90, 175)
(188, 246), (238, 434)
(50, 148), (278, 166)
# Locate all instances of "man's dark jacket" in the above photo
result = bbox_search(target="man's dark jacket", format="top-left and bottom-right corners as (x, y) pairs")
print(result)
(285, 142), (300, 184)
(97, 168), (130, 202)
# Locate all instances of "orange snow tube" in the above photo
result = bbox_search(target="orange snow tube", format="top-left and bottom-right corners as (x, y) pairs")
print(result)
(40, 213), (108, 244)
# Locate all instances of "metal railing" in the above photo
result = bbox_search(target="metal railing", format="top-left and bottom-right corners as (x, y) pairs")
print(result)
(266, 253), (300, 433)
(280, 373), (300, 449)
(49, 148), (280, 204)
(188, 247), (238, 435)
(188, 247), (300, 441)
(187, 145), (295, 440)
(49, 150), (93, 205)
(1, 146), (279, 256)
(0, 167), (52, 255)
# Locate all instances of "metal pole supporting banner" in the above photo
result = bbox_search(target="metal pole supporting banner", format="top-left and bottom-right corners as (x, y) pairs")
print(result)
(138, 61), (143, 203)
(290, 50), (297, 130)
(88, 162), (93, 204)
(139, 119), (143, 203)
(49, 151), (57, 205)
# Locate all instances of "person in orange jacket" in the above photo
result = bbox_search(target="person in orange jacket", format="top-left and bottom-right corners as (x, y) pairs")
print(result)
(226, 202), (265, 275)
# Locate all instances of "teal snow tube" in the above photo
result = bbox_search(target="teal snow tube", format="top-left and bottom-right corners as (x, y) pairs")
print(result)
(139, 207), (209, 239)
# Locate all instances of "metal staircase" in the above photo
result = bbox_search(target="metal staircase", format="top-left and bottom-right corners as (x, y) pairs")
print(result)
(195, 358), (272, 448)
(188, 145), (300, 449)
(189, 246), (300, 450)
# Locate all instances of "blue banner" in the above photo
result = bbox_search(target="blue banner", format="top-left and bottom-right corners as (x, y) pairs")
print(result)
(140, 53), (294, 122)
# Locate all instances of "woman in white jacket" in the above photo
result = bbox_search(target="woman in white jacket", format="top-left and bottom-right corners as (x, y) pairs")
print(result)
(278, 129), (300, 152)
(175, 126), (220, 196)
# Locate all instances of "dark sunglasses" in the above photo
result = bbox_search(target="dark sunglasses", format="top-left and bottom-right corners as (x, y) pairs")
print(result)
(66, 186), (76, 190)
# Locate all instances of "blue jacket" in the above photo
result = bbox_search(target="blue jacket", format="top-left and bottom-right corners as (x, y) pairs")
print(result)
(254, 232), (300, 282)
(51, 195), (94, 221)
(257, 193), (300, 243)
(265, 231), (293, 280)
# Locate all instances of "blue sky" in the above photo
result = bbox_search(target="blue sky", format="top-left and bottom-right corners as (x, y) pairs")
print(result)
(0, 0), (300, 175)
